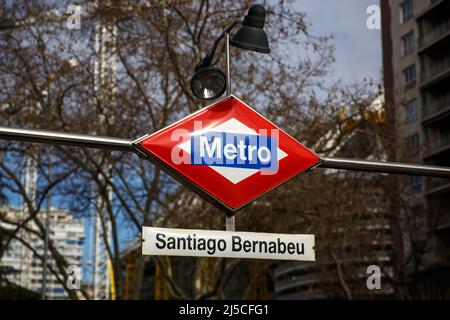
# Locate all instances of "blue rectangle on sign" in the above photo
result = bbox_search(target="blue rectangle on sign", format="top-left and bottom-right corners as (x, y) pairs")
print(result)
(190, 131), (278, 170)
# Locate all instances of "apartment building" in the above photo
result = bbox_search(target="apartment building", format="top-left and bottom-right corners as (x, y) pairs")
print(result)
(0, 205), (84, 299)
(381, 0), (450, 296)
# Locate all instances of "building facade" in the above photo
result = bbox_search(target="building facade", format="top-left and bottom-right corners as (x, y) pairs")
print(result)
(381, 0), (450, 297)
(0, 205), (84, 299)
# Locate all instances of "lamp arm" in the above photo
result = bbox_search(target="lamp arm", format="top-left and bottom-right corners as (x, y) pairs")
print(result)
(203, 19), (241, 66)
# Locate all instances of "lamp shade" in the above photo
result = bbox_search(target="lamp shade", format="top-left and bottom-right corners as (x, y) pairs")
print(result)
(230, 4), (270, 54)
(191, 66), (226, 100)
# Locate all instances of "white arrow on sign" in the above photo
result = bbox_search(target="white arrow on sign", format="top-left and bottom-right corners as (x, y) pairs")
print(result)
(142, 227), (315, 261)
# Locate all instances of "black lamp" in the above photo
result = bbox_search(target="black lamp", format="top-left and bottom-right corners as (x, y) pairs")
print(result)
(191, 4), (270, 100)
(230, 5), (270, 54)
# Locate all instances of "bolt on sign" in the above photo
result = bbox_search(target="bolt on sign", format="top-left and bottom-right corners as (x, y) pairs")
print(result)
(142, 227), (315, 261)
(132, 95), (321, 213)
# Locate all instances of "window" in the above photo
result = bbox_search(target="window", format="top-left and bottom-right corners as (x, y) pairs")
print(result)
(410, 176), (422, 192)
(403, 64), (416, 84)
(52, 288), (65, 294)
(400, 0), (414, 23)
(405, 98), (418, 123)
(407, 132), (420, 154)
(402, 31), (415, 56)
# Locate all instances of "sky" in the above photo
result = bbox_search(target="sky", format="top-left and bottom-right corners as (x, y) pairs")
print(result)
(294, 0), (382, 85)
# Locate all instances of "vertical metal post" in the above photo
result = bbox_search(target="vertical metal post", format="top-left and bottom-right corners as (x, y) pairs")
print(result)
(41, 153), (51, 300)
(226, 33), (231, 95)
(226, 215), (235, 232)
(225, 33), (234, 231)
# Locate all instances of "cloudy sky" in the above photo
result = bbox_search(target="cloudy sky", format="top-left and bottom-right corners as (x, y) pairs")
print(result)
(293, 0), (382, 85)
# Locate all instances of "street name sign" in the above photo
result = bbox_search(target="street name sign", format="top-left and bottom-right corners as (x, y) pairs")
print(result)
(142, 226), (315, 261)
(132, 95), (321, 213)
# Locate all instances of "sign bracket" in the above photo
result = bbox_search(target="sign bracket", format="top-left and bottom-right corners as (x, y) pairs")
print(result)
(226, 215), (235, 232)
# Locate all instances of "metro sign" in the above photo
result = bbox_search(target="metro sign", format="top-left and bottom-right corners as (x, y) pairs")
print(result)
(132, 95), (321, 213)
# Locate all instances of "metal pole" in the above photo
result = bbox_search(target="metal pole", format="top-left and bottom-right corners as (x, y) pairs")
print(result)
(1, 126), (450, 178)
(226, 33), (231, 95)
(0, 126), (131, 151)
(207, 20), (240, 62)
(224, 32), (235, 231)
(320, 157), (450, 177)
(226, 215), (235, 232)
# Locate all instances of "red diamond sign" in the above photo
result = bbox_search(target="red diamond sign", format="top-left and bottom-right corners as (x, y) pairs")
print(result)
(132, 95), (321, 213)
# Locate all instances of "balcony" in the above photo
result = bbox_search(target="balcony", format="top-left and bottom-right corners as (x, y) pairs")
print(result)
(276, 288), (330, 300)
(425, 177), (450, 196)
(416, 0), (447, 20)
(418, 18), (450, 51)
(424, 134), (450, 158)
(275, 262), (314, 278)
(422, 92), (450, 124)
(275, 273), (332, 293)
(420, 57), (450, 87)
(436, 212), (450, 231)
(422, 250), (450, 268)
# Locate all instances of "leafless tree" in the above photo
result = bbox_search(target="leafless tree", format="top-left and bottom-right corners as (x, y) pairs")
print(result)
(0, 0), (423, 300)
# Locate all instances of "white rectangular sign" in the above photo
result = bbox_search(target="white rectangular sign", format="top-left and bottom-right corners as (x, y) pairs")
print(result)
(142, 227), (315, 261)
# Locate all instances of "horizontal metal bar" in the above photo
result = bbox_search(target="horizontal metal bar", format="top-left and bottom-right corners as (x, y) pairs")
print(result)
(0, 126), (132, 151)
(0, 126), (449, 178)
(320, 156), (450, 178)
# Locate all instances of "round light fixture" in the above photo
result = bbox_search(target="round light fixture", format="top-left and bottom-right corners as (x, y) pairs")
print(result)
(191, 66), (227, 100)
